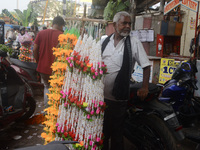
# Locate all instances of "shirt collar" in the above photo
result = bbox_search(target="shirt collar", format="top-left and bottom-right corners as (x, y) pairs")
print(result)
(110, 34), (126, 45)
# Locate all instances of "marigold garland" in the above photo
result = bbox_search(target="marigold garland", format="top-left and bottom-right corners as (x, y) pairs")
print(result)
(41, 31), (78, 144)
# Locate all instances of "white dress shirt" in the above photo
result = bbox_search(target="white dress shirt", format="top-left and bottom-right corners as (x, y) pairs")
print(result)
(102, 34), (151, 100)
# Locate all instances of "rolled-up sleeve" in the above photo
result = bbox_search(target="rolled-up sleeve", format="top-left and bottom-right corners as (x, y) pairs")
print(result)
(131, 37), (151, 68)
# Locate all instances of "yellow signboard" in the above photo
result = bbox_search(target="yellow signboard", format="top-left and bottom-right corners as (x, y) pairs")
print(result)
(159, 58), (181, 84)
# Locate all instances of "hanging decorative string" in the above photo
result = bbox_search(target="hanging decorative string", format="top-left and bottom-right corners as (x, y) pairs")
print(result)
(55, 34), (107, 150)
(41, 28), (79, 144)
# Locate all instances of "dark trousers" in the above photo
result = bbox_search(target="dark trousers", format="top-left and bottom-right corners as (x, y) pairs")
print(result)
(102, 99), (127, 150)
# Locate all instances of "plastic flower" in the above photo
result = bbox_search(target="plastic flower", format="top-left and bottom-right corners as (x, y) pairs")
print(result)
(100, 70), (103, 75)
(99, 101), (104, 106)
(94, 103), (97, 108)
(96, 109), (100, 114)
(80, 141), (84, 146)
(83, 102), (88, 107)
(89, 141), (93, 146)
(96, 137), (100, 142)
(87, 114), (90, 119)
(90, 110), (94, 115)
(87, 63), (93, 67)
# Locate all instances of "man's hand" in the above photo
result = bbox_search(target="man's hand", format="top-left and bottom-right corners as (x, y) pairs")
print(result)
(137, 87), (149, 101)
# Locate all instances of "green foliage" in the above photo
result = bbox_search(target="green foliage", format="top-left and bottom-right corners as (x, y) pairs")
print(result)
(64, 27), (80, 38)
(14, 4), (38, 27)
(2, 9), (21, 24)
(0, 44), (13, 55)
(103, 0), (130, 21)
(29, 0), (74, 19)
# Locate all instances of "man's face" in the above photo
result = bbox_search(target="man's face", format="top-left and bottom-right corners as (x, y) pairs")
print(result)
(115, 16), (131, 37)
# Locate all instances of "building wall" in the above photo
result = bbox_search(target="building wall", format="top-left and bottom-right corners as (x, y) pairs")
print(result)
(135, 6), (198, 57)
(135, 14), (163, 56)
(180, 7), (196, 56)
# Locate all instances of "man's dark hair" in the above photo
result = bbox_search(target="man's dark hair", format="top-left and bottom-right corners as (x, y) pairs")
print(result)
(53, 16), (65, 26)
(31, 25), (38, 32)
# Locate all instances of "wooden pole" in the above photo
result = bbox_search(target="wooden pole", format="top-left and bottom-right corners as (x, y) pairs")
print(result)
(64, 17), (107, 24)
(63, 0), (66, 17)
(194, 2), (199, 59)
(42, 0), (49, 25)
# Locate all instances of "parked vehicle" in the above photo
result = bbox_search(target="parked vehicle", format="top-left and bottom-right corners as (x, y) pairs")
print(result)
(0, 50), (36, 130)
(158, 58), (200, 142)
(124, 82), (185, 150)
(9, 57), (43, 94)
(10, 40), (21, 59)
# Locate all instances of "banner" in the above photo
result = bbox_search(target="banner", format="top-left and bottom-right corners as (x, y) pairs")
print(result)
(181, 0), (198, 12)
(159, 58), (180, 84)
(164, 0), (181, 15)
(132, 61), (153, 83)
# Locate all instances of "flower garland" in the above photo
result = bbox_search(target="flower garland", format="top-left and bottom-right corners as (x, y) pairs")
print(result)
(18, 32), (35, 62)
(41, 31), (78, 144)
(55, 34), (107, 150)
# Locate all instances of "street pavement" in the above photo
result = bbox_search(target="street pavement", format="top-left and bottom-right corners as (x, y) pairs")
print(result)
(0, 88), (45, 150)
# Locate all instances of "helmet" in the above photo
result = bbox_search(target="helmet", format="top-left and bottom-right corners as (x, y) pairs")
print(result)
(19, 26), (25, 31)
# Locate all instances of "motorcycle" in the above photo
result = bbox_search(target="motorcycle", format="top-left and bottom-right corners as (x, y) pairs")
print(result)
(9, 57), (43, 96)
(158, 37), (200, 142)
(0, 49), (36, 130)
(158, 58), (200, 142)
(124, 81), (185, 150)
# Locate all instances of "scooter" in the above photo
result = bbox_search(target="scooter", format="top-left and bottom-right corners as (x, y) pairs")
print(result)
(9, 57), (44, 95)
(0, 50), (36, 130)
(124, 81), (185, 150)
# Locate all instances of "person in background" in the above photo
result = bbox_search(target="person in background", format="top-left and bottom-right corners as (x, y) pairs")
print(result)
(30, 25), (38, 40)
(19, 26), (26, 36)
(101, 11), (151, 150)
(43, 26), (47, 30)
(6, 28), (16, 41)
(33, 16), (65, 108)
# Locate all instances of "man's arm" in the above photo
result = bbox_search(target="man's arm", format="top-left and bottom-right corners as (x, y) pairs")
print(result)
(33, 44), (39, 63)
(137, 66), (150, 100)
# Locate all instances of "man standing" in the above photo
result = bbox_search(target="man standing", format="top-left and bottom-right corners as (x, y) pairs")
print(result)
(102, 11), (151, 150)
(33, 16), (65, 108)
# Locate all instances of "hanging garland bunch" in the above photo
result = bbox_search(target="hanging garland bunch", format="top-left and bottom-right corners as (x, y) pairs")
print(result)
(55, 34), (107, 150)
(41, 29), (79, 144)
(18, 33), (35, 62)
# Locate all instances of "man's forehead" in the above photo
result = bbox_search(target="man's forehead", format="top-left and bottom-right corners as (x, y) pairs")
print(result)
(119, 16), (131, 21)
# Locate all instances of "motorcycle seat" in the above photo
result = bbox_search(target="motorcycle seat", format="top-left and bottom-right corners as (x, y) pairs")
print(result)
(130, 82), (161, 94)
(10, 58), (37, 70)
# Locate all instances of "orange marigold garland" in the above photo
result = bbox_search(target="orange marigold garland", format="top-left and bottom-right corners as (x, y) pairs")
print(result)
(41, 32), (78, 144)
